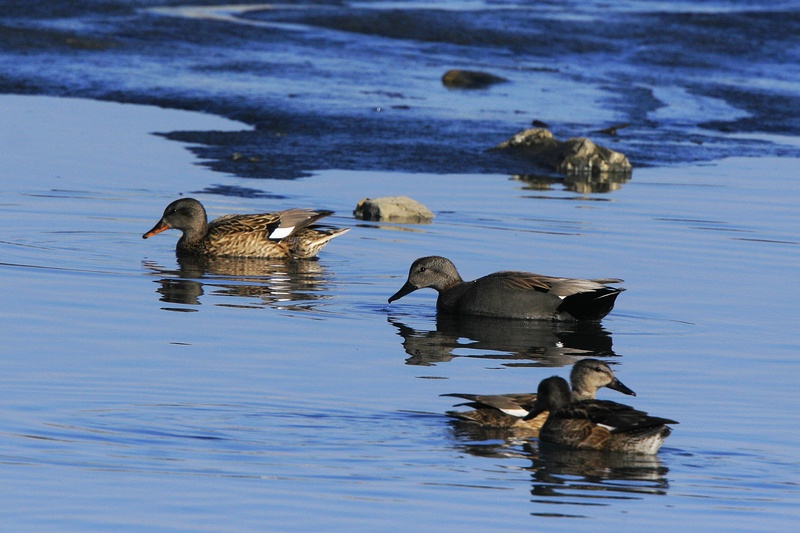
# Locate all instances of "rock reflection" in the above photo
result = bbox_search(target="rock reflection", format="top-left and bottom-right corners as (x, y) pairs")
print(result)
(143, 256), (334, 311)
(512, 172), (631, 194)
(388, 314), (616, 366)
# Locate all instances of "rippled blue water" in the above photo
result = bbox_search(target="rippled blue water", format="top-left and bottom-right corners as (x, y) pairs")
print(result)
(1, 1), (799, 531)
(1, 93), (797, 531)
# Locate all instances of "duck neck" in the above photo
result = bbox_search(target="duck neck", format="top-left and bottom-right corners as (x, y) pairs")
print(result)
(439, 273), (463, 292)
(176, 219), (208, 254)
(181, 221), (207, 244)
(435, 276), (469, 312)
(570, 389), (593, 401)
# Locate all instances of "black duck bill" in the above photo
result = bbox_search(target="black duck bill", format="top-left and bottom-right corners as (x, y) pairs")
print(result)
(606, 376), (636, 397)
(388, 281), (419, 303)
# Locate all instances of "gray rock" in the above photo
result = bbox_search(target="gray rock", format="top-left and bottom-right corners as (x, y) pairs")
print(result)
(493, 128), (632, 176)
(354, 196), (434, 223)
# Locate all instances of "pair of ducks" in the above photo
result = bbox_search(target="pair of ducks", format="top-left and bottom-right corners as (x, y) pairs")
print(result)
(445, 359), (677, 454)
(144, 199), (624, 321)
(143, 199), (675, 453)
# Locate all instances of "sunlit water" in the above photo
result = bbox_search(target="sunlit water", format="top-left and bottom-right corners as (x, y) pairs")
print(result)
(1, 1), (800, 531)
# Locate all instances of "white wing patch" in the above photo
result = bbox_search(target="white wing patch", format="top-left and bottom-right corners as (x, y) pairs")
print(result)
(499, 408), (529, 418)
(269, 226), (295, 240)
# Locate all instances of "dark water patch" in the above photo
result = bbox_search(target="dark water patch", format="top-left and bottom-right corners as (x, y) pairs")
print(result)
(700, 87), (800, 134)
(247, 5), (620, 53)
(733, 237), (799, 245)
(193, 184), (287, 199)
(160, 111), (528, 180)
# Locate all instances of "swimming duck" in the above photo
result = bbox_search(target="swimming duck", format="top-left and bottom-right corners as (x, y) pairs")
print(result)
(388, 256), (623, 321)
(143, 198), (349, 259)
(530, 376), (677, 454)
(442, 359), (635, 433)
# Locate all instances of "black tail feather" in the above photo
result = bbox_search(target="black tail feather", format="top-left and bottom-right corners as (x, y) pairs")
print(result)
(558, 288), (623, 321)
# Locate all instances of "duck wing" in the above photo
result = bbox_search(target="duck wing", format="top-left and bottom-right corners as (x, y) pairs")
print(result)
(441, 393), (537, 417)
(565, 399), (678, 433)
(209, 208), (333, 240)
(487, 271), (554, 293)
(490, 272), (623, 297)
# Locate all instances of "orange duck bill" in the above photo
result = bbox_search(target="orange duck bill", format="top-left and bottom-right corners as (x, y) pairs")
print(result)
(142, 221), (170, 239)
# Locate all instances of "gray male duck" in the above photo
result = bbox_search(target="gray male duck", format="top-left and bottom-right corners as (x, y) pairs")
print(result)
(442, 359), (635, 435)
(389, 256), (623, 321)
(530, 376), (677, 454)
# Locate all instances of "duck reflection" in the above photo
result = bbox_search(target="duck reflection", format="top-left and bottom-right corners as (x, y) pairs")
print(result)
(512, 172), (631, 194)
(447, 419), (542, 444)
(524, 441), (670, 503)
(446, 427), (669, 506)
(388, 314), (616, 366)
(143, 255), (334, 311)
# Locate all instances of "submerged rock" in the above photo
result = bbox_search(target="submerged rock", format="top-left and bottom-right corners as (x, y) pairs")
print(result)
(441, 69), (508, 89)
(354, 196), (434, 223)
(594, 123), (631, 136)
(492, 128), (632, 176)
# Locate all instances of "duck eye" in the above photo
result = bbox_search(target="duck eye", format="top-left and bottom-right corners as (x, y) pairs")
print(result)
(419, 266), (427, 272)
